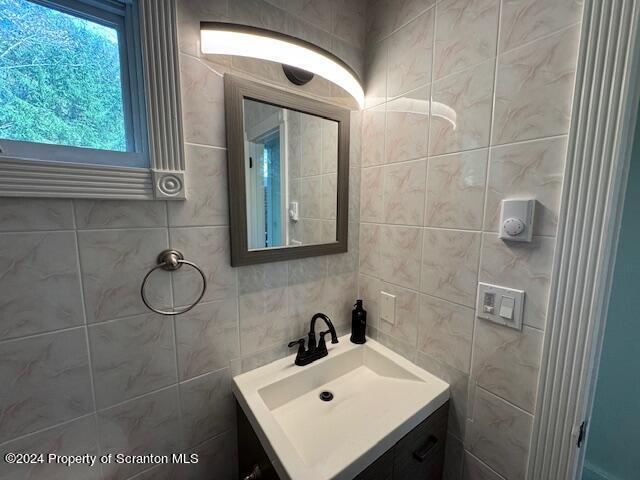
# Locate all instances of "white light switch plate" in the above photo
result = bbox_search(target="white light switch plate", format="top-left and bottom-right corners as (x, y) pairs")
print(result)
(476, 282), (525, 330)
(380, 291), (396, 325)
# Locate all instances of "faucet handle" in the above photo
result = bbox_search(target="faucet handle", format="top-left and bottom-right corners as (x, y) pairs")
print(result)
(318, 330), (334, 351)
(288, 338), (305, 355)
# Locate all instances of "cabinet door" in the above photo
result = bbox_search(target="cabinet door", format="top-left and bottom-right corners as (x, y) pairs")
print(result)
(393, 403), (449, 479)
(354, 449), (394, 480)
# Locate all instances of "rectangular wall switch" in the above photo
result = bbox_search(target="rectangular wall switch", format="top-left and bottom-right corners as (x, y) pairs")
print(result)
(380, 291), (396, 325)
(476, 282), (524, 330)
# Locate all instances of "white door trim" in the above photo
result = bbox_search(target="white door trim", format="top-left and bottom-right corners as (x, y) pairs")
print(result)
(528, 1), (640, 479)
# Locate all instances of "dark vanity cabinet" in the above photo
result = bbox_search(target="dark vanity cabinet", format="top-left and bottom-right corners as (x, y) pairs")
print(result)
(238, 401), (449, 480)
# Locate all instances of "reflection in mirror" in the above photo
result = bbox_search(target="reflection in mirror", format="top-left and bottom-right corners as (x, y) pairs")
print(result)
(243, 99), (338, 250)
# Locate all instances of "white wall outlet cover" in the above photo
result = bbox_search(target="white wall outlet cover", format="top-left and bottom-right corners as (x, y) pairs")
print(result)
(499, 198), (536, 242)
(476, 282), (525, 331)
(380, 291), (396, 325)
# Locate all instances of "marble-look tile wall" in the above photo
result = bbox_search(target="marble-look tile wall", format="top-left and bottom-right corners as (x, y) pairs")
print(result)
(0, 1), (364, 479)
(288, 112), (340, 244)
(359, 1), (583, 479)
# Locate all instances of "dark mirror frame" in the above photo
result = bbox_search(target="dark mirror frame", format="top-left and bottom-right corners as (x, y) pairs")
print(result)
(224, 74), (350, 267)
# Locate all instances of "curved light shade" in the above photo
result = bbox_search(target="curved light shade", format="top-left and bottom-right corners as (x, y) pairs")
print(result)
(200, 23), (365, 109)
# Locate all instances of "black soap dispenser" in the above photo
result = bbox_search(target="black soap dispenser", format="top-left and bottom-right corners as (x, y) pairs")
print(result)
(350, 299), (367, 344)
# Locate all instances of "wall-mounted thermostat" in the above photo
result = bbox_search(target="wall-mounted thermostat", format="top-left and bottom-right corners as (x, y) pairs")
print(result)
(499, 199), (536, 242)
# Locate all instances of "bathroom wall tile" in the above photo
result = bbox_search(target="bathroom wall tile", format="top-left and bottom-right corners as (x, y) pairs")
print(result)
(430, 60), (494, 155)
(323, 272), (359, 330)
(500, 0), (583, 53)
(479, 234), (554, 330)
(322, 121), (339, 174)
(383, 159), (427, 226)
(175, 299), (239, 380)
(235, 343), (290, 374)
(462, 452), (506, 480)
(285, 14), (333, 53)
(492, 25), (580, 145)
(168, 144), (228, 227)
(387, 10), (434, 98)
(434, 0), (499, 80)
(98, 387), (181, 480)
(418, 295), (474, 374)
(169, 226), (236, 306)
(367, 0), (435, 43)
(300, 219), (324, 244)
(360, 166), (384, 223)
(465, 387), (533, 480)
(78, 228), (170, 323)
(362, 104), (386, 166)
(0, 231), (83, 340)
(89, 313), (176, 408)
(358, 274), (382, 331)
(379, 225), (423, 290)
(176, 0), (228, 57)
(421, 229), (481, 308)
(288, 256), (328, 285)
(443, 433), (464, 480)
(349, 166), (362, 223)
(0, 329), (93, 442)
(288, 111), (301, 179)
(228, 0), (286, 32)
(300, 176), (323, 219)
(327, 221), (360, 275)
(332, 0), (366, 48)
(376, 330), (417, 363)
(321, 174), (338, 220)
(300, 115), (323, 176)
(349, 110), (363, 167)
(180, 368), (235, 448)
(238, 263), (291, 355)
(359, 223), (381, 277)
(425, 149), (488, 229)
(0, 198), (74, 232)
(180, 54), (226, 147)
(176, 431), (237, 480)
(364, 40), (387, 108)
(378, 282), (419, 347)
(386, 86), (430, 163)
(0, 416), (100, 480)
(417, 348), (469, 436)
(75, 200), (167, 229)
(472, 321), (543, 413)
(284, 0), (333, 33)
(485, 136), (567, 236)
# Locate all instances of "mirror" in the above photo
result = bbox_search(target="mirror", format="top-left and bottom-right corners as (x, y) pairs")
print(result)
(225, 75), (350, 266)
(243, 99), (339, 250)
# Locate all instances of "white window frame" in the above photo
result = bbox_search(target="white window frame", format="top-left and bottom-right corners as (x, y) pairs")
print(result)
(0, 0), (186, 200)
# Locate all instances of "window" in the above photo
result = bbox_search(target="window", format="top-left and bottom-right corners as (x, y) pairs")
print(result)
(0, 0), (147, 166)
(0, 0), (186, 199)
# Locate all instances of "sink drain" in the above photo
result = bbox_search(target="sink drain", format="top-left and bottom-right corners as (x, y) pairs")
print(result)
(319, 391), (334, 402)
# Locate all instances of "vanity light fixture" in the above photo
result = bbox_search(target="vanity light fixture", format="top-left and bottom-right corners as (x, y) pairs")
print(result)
(200, 22), (365, 108)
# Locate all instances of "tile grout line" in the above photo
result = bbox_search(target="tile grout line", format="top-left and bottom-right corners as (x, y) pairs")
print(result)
(467, 0), (503, 430)
(356, 132), (570, 172)
(71, 199), (105, 477)
(165, 202), (186, 450)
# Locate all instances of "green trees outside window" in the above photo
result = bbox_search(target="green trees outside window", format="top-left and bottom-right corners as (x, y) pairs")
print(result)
(0, 0), (127, 151)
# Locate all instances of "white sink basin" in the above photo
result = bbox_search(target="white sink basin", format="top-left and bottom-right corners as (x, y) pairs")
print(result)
(233, 335), (450, 480)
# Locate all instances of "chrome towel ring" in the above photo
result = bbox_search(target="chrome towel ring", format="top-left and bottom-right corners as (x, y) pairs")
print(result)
(140, 249), (207, 316)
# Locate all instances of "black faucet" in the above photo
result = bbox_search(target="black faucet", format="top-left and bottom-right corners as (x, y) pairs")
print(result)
(288, 313), (339, 366)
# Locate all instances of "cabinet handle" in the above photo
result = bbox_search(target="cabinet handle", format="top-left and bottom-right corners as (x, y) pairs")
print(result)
(243, 464), (262, 480)
(412, 435), (439, 462)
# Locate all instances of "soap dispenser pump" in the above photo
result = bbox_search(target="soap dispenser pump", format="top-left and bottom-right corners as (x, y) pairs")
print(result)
(350, 299), (367, 344)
